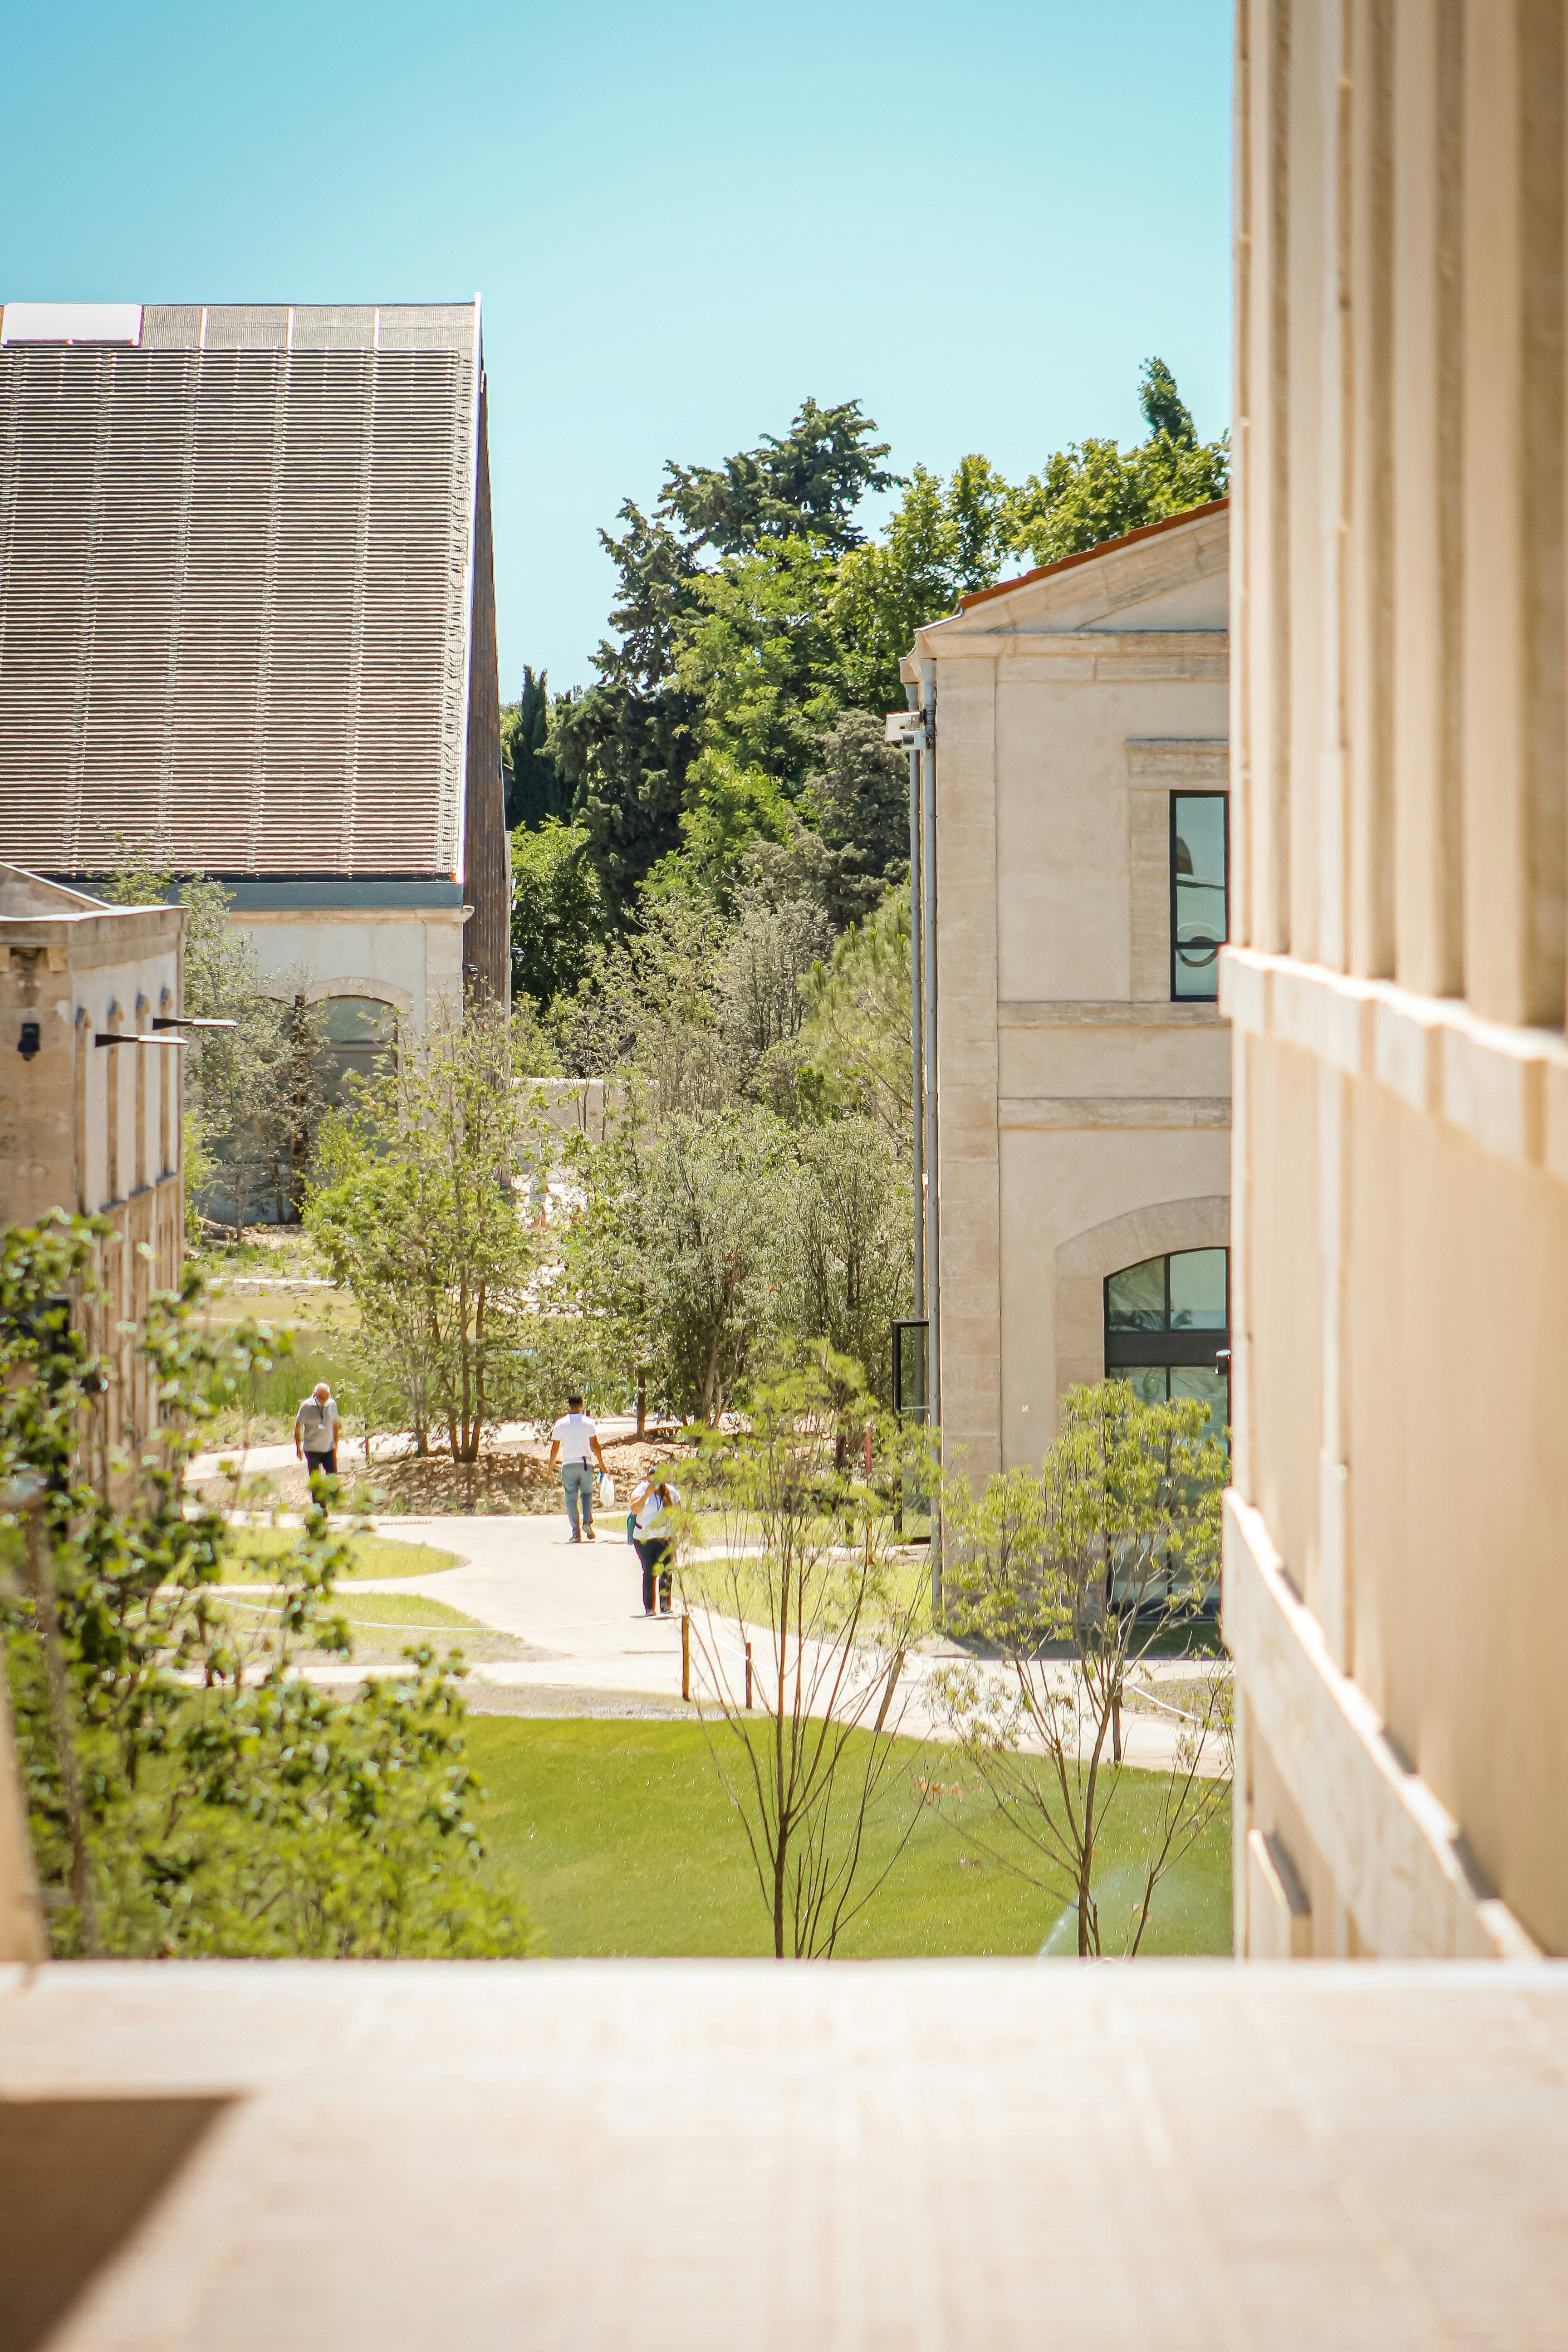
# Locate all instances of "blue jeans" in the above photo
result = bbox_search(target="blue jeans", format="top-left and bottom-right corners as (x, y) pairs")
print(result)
(562, 1460), (594, 1538)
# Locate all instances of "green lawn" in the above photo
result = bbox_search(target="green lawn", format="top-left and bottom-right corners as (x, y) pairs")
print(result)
(222, 1530), (462, 1580)
(221, 1586), (531, 1665)
(465, 1717), (1231, 1960)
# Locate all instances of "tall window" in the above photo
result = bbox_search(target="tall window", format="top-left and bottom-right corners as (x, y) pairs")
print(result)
(319, 997), (397, 1103)
(1171, 794), (1229, 1000)
(1104, 1247), (1229, 1427)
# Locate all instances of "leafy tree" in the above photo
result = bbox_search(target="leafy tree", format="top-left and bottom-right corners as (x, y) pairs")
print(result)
(833, 455), (1014, 713)
(502, 666), (571, 830)
(680, 1352), (930, 1956)
(0, 1214), (529, 1958)
(510, 818), (605, 1012)
(935, 1381), (1230, 1958)
(1138, 353), (1197, 446)
(1005, 357), (1226, 569)
(716, 891), (832, 1104)
(661, 395), (897, 557)
(799, 711), (910, 929)
(795, 885), (915, 1141)
(559, 402), (897, 916)
(676, 533), (846, 791)
(775, 1120), (912, 1404)
(307, 1008), (539, 1461)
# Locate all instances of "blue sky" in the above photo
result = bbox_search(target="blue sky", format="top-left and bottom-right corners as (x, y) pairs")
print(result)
(2, 0), (1232, 693)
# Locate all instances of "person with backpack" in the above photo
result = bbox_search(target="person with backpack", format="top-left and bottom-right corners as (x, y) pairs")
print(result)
(629, 1470), (681, 1616)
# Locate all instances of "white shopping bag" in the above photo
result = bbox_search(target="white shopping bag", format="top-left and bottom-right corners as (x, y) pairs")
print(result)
(599, 1473), (616, 1509)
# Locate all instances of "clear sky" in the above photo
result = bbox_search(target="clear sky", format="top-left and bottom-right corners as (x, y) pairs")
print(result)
(2, 0), (1232, 694)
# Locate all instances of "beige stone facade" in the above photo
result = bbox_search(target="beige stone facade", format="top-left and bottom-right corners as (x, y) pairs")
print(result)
(906, 503), (1231, 1479)
(0, 865), (188, 1959)
(0, 864), (186, 1454)
(1227, 3), (1568, 1959)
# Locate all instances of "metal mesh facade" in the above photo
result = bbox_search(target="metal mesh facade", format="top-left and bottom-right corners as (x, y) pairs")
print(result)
(0, 306), (481, 879)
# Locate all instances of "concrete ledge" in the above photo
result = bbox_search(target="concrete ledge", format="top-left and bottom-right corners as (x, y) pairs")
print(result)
(998, 1000), (1227, 1028)
(1000, 1095), (1231, 1129)
(1223, 1490), (1542, 1960)
(1221, 948), (1568, 1180)
(4, 1957), (1568, 2349)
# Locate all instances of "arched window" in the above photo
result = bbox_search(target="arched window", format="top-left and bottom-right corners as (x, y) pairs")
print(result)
(319, 997), (397, 1103)
(1104, 1247), (1229, 1425)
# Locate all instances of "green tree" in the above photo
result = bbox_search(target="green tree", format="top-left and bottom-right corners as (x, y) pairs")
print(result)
(935, 1381), (1230, 1958)
(661, 395), (897, 557)
(777, 1120), (912, 1405)
(1004, 358), (1227, 569)
(307, 1008), (539, 1461)
(795, 885), (914, 1141)
(510, 818), (605, 1012)
(0, 1214), (529, 1958)
(1138, 353), (1198, 445)
(558, 401), (897, 917)
(502, 666), (571, 830)
(832, 455), (1014, 714)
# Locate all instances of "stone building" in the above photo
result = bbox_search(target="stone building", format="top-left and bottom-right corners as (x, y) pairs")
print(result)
(0, 298), (507, 1027)
(905, 500), (1230, 1478)
(1226, 2), (1566, 1959)
(0, 862), (185, 1457)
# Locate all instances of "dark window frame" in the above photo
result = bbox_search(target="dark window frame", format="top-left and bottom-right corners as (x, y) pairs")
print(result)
(1103, 1250), (1231, 1403)
(1170, 791), (1230, 1002)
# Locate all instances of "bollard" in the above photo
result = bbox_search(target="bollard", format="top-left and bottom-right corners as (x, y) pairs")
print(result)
(681, 1612), (691, 1703)
(1112, 1696), (1122, 1763)
(744, 1639), (753, 1711)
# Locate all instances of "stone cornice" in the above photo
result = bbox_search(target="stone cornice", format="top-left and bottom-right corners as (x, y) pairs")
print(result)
(1221, 948), (1568, 1186)
(998, 1000), (1227, 1028)
(998, 1094), (1231, 1130)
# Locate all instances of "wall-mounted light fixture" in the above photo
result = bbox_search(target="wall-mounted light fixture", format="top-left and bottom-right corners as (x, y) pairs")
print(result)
(17, 1022), (39, 1060)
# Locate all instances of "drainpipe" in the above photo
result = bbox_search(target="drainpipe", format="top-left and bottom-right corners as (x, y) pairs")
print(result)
(906, 682), (924, 1322)
(919, 658), (939, 1425)
(919, 655), (940, 1618)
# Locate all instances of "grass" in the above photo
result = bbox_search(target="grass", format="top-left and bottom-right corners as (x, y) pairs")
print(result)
(465, 1717), (1232, 1960)
(675, 1549), (934, 1642)
(220, 1588), (534, 1666)
(221, 1530), (463, 1581)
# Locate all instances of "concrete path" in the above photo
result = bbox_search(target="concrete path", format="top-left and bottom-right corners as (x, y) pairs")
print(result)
(316, 1511), (1228, 1774)
(186, 1416), (644, 1485)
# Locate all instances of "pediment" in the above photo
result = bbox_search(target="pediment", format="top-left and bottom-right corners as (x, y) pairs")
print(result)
(915, 500), (1228, 650)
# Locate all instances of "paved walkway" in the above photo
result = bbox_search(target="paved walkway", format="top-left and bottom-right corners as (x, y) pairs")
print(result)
(186, 1417), (645, 1485)
(304, 1512), (1229, 1773)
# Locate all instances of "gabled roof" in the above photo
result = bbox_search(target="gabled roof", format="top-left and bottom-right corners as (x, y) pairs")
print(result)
(956, 496), (1228, 612)
(0, 302), (485, 881)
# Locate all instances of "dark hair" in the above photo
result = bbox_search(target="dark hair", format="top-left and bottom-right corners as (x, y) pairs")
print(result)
(567, 1393), (583, 1410)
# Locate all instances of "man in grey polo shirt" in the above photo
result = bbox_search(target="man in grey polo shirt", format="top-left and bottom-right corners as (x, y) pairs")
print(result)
(294, 1382), (343, 1485)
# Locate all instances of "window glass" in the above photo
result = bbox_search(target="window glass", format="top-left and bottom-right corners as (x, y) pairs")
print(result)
(1168, 1248), (1228, 1329)
(1107, 1256), (1167, 1329)
(318, 996), (397, 1103)
(1125, 1365), (1170, 1407)
(323, 997), (397, 1046)
(1172, 794), (1228, 1000)
(1171, 1364), (1228, 1428)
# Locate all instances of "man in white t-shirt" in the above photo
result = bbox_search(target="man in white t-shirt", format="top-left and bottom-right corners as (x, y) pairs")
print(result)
(294, 1383), (342, 1485)
(547, 1394), (608, 1542)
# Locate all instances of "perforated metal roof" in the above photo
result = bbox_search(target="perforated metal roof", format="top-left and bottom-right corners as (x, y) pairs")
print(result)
(0, 302), (482, 878)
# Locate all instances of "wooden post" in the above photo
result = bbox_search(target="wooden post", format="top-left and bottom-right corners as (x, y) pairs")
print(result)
(681, 1612), (691, 1703)
(744, 1639), (753, 1711)
(636, 1368), (647, 1438)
